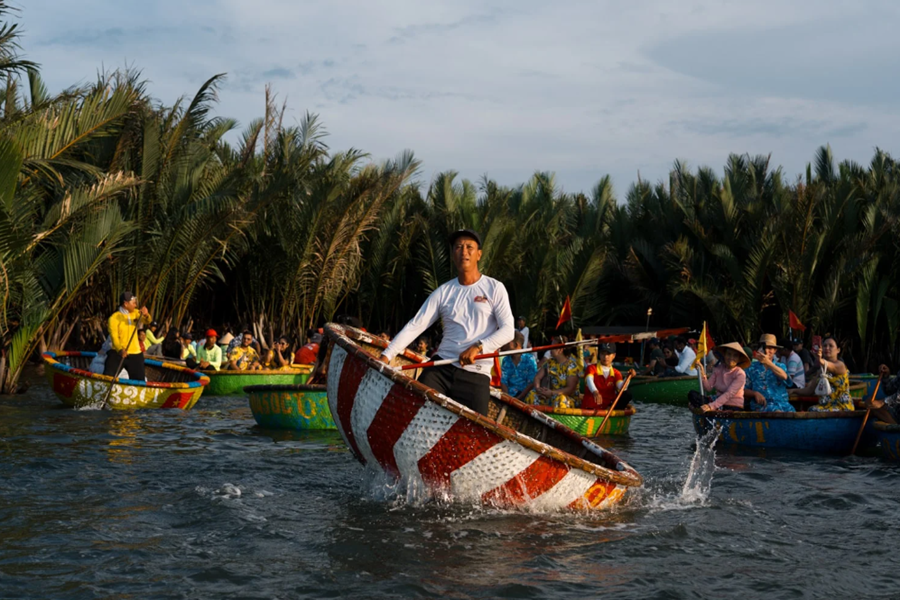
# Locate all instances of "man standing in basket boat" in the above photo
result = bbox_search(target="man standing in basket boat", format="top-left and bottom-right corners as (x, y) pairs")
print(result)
(104, 291), (152, 381)
(379, 229), (515, 416)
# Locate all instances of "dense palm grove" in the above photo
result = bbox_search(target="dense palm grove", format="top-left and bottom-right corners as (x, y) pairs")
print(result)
(1, 5), (899, 393)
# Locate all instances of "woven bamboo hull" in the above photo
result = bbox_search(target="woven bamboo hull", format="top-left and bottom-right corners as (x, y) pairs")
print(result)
(201, 366), (312, 396)
(535, 406), (635, 436)
(245, 384), (335, 429)
(691, 407), (876, 453)
(873, 421), (900, 460)
(325, 324), (642, 511)
(42, 351), (208, 410)
(629, 376), (697, 404)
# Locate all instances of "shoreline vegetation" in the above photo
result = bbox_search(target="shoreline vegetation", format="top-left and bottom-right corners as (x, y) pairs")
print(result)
(1, 4), (898, 393)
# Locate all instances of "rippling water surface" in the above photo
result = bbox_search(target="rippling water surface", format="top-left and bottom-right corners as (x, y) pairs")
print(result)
(2, 371), (898, 599)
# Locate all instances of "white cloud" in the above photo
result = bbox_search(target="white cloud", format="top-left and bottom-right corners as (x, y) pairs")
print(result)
(19, 0), (900, 196)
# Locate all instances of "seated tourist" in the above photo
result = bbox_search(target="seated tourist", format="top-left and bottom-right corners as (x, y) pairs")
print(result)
(689, 342), (749, 412)
(744, 334), (795, 412)
(672, 336), (698, 376)
(411, 335), (430, 357)
(145, 321), (164, 346)
(90, 337), (114, 374)
(227, 331), (261, 370)
(271, 336), (294, 370)
(790, 336), (854, 411)
(500, 332), (537, 400)
(181, 331), (197, 361)
(523, 345), (579, 409)
(189, 329), (222, 370)
(583, 342), (635, 410)
(137, 328), (148, 353)
(294, 331), (321, 365)
(862, 364), (900, 425)
(778, 340), (806, 388)
(161, 329), (183, 360)
(645, 337), (666, 376)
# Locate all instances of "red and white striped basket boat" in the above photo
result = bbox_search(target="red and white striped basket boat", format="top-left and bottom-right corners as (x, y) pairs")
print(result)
(324, 323), (642, 511)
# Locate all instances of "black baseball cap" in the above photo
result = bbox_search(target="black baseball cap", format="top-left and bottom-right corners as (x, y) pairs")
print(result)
(448, 229), (482, 248)
(598, 342), (617, 354)
(120, 291), (136, 304)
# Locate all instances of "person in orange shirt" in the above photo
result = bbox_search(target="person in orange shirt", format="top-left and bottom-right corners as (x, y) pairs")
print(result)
(294, 331), (322, 365)
(583, 343), (635, 410)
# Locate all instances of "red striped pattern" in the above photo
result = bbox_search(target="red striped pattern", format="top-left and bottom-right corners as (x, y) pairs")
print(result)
(366, 383), (426, 475)
(335, 352), (368, 459)
(329, 344), (623, 510)
(481, 456), (570, 507)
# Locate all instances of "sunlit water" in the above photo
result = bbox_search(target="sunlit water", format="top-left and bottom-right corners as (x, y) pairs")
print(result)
(1, 371), (898, 599)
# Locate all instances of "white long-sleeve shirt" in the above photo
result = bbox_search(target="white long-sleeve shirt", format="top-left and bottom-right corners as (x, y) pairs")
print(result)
(382, 274), (515, 378)
(675, 346), (698, 376)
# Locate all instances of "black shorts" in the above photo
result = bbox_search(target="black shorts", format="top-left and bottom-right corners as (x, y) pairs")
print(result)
(418, 359), (491, 416)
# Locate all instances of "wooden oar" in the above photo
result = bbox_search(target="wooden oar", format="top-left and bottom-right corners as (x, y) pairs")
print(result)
(596, 372), (635, 434)
(851, 378), (882, 455)
(399, 338), (601, 371)
(99, 320), (140, 409)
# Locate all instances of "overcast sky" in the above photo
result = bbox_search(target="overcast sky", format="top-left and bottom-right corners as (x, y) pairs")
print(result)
(19, 0), (900, 197)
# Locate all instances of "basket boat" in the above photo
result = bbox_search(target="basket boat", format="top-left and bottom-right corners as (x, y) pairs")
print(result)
(629, 376), (698, 404)
(324, 323), (642, 511)
(42, 351), (209, 410)
(200, 365), (313, 396)
(245, 384), (334, 430)
(849, 375), (882, 400)
(532, 405), (636, 437)
(690, 401), (876, 453)
(873, 421), (900, 460)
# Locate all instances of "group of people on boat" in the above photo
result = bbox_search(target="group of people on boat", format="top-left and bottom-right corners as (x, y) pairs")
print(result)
(94, 291), (323, 381)
(689, 333), (857, 413)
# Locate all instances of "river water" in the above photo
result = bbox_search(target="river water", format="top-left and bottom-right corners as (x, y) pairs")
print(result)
(1, 372), (897, 599)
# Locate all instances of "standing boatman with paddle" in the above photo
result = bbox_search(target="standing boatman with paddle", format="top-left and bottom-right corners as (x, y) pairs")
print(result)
(378, 229), (515, 416)
(104, 291), (152, 381)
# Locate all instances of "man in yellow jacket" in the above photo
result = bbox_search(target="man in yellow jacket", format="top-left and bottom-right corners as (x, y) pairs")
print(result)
(104, 291), (152, 380)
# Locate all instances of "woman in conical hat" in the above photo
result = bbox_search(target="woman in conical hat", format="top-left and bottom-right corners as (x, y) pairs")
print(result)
(690, 342), (750, 412)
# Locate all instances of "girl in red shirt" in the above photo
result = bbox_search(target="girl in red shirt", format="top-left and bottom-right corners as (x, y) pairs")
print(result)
(583, 342), (635, 410)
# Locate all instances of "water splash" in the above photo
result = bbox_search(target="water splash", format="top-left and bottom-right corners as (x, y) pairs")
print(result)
(678, 426), (720, 504)
(638, 425), (720, 512)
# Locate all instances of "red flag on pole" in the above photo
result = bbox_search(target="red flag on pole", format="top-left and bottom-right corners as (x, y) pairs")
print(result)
(491, 356), (502, 387)
(705, 327), (715, 351)
(556, 296), (572, 330)
(789, 310), (806, 331)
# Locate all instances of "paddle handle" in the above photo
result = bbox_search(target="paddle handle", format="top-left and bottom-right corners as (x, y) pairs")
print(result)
(399, 339), (595, 371)
(596, 372), (635, 434)
(851, 378), (881, 455)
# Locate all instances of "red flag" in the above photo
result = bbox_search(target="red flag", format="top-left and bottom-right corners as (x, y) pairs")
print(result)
(789, 310), (806, 331)
(705, 327), (715, 351)
(555, 296), (572, 330)
(491, 356), (502, 387)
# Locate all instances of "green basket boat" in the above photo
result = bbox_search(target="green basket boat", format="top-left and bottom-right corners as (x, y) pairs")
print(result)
(201, 365), (313, 396)
(245, 384), (334, 429)
(628, 375), (698, 404)
(533, 405), (636, 436)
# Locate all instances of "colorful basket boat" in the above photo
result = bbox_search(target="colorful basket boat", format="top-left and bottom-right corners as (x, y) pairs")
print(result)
(849, 375), (883, 400)
(873, 421), (900, 460)
(532, 405), (636, 437)
(690, 403), (875, 453)
(324, 323), (642, 511)
(201, 365), (313, 396)
(629, 375), (698, 404)
(42, 351), (209, 410)
(245, 384), (334, 430)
